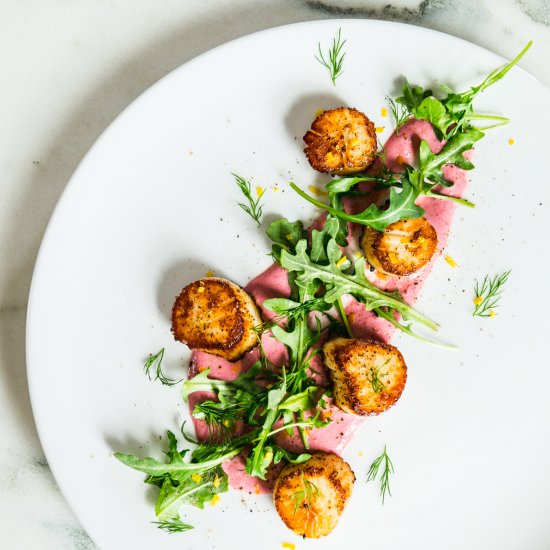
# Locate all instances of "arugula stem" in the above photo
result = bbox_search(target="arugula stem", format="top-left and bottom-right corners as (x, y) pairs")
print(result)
(297, 411), (310, 450)
(425, 190), (475, 208)
(336, 297), (354, 338)
(114, 447), (241, 475)
(374, 308), (456, 349)
(264, 421), (321, 438)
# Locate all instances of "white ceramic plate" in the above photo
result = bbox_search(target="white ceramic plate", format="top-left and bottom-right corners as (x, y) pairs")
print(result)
(27, 20), (550, 550)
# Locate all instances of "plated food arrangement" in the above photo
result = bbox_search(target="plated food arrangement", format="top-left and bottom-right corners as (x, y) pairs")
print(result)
(115, 36), (530, 539)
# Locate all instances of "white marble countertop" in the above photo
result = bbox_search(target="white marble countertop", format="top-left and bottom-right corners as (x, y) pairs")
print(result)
(1, 1), (548, 548)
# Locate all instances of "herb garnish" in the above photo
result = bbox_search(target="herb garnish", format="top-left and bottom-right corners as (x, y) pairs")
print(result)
(386, 96), (409, 134)
(367, 445), (394, 504)
(292, 473), (319, 514)
(152, 518), (193, 533)
(367, 360), (389, 394)
(473, 270), (511, 318)
(232, 173), (264, 226)
(395, 42), (532, 139)
(315, 28), (346, 86)
(144, 348), (182, 387)
(292, 43), (532, 232)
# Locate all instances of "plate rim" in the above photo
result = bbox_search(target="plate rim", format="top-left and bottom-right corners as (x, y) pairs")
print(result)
(25, 18), (550, 548)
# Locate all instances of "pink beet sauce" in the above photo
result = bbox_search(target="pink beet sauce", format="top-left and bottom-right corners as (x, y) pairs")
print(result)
(188, 119), (472, 494)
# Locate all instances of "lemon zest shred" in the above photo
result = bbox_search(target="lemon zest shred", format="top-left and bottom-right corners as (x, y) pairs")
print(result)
(473, 296), (483, 306)
(308, 185), (328, 197)
(282, 543), (296, 550)
(336, 256), (347, 267)
(213, 475), (221, 488)
(381, 107), (388, 118)
(210, 494), (221, 506)
(376, 126), (385, 133)
(444, 255), (459, 268)
(191, 473), (202, 483)
(508, 138), (515, 145)
(489, 310), (496, 318)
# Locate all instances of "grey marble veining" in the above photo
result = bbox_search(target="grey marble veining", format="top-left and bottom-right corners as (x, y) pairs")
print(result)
(0, 1), (548, 548)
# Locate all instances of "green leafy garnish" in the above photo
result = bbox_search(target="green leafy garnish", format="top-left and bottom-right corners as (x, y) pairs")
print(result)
(315, 28), (346, 86)
(289, 126), (483, 230)
(367, 445), (394, 505)
(292, 473), (319, 514)
(473, 270), (511, 318)
(387, 96), (409, 134)
(279, 238), (445, 345)
(232, 173), (265, 226)
(396, 42), (532, 139)
(114, 431), (234, 530)
(144, 349), (182, 387)
(367, 360), (389, 394)
(152, 518), (193, 533)
(290, 179), (424, 232)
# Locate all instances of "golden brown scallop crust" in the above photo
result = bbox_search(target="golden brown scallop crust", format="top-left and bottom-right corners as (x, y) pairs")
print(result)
(303, 107), (377, 175)
(323, 337), (407, 416)
(361, 217), (438, 277)
(171, 277), (261, 361)
(273, 452), (355, 538)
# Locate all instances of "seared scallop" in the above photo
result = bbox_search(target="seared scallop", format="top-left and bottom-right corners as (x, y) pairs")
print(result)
(361, 217), (438, 277)
(323, 337), (407, 416)
(273, 452), (355, 538)
(171, 277), (261, 361)
(303, 107), (377, 174)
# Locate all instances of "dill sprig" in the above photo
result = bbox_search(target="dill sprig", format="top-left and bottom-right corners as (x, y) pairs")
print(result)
(144, 348), (182, 386)
(367, 445), (394, 505)
(152, 518), (193, 533)
(473, 270), (511, 317)
(315, 28), (346, 86)
(292, 473), (319, 514)
(386, 96), (409, 134)
(232, 173), (264, 226)
(367, 359), (389, 394)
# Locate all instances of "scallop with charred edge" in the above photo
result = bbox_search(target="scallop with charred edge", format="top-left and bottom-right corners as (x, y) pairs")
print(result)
(273, 452), (355, 538)
(303, 107), (377, 174)
(171, 277), (261, 361)
(361, 217), (438, 277)
(323, 337), (407, 416)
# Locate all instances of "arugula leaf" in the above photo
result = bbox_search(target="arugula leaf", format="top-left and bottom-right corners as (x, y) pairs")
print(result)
(115, 432), (234, 530)
(114, 446), (240, 477)
(279, 386), (318, 412)
(418, 128), (484, 185)
(271, 445), (311, 465)
(245, 373), (288, 479)
(397, 79), (432, 112)
(266, 218), (306, 261)
(310, 216), (343, 262)
(280, 239), (441, 338)
(397, 42), (532, 138)
(290, 179), (424, 232)
(155, 466), (228, 520)
(413, 96), (453, 137)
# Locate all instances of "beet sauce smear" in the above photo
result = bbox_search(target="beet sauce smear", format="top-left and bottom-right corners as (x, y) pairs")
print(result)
(188, 119), (470, 494)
